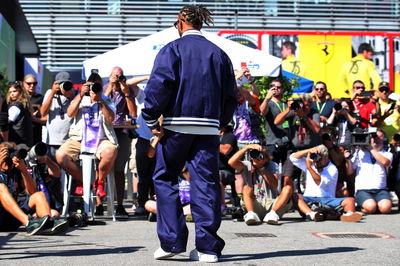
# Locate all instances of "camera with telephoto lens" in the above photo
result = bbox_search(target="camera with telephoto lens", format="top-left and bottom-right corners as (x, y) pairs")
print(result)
(290, 99), (301, 111)
(334, 102), (342, 112)
(310, 153), (322, 162)
(89, 82), (102, 93)
(249, 149), (264, 160)
(25, 142), (48, 166)
(5, 145), (28, 166)
(351, 127), (377, 146)
(59, 81), (73, 91)
(117, 74), (126, 83)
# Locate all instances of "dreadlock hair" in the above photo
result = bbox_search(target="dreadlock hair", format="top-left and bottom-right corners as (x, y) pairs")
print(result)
(180, 5), (213, 29)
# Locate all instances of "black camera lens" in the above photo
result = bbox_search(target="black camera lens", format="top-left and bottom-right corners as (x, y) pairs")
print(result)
(290, 101), (300, 111)
(322, 133), (331, 141)
(8, 147), (28, 159)
(249, 149), (264, 160)
(334, 102), (342, 111)
(394, 134), (400, 142)
(89, 82), (102, 93)
(310, 153), (322, 162)
(60, 81), (73, 91)
(117, 74), (126, 83)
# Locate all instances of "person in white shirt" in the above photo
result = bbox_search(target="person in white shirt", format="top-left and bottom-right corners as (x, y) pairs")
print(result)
(291, 144), (362, 222)
(348, 129), (393, 214)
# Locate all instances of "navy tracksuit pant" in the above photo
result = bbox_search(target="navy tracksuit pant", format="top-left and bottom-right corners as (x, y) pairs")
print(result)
(154, 129), (225, 256)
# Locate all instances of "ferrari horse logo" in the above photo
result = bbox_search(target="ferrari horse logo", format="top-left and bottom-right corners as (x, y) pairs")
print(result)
(318, 42), (334, 63)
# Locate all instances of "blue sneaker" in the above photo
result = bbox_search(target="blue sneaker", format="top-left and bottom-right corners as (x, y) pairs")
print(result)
(42, 219), (69, 235)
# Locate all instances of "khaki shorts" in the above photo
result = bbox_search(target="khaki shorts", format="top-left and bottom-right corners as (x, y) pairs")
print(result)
(242, 197), (293, 220)
(58, 139), (116, 161)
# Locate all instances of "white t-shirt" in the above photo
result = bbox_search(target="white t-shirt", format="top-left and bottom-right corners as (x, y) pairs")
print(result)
(290, 155), (338, 198)
(351, 149), (393, 190)
(42, 90), (73, 145)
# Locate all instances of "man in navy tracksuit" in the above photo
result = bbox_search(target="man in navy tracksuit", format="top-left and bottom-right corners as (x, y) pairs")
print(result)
(142, 5), (237, 263)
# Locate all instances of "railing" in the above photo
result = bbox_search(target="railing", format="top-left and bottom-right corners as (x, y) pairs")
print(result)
(19, 0), (400, 71)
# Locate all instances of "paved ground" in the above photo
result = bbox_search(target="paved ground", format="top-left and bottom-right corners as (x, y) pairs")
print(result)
(1, 204), (399, 266)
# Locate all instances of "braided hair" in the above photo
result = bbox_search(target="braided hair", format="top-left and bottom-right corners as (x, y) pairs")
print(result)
(180, 5), (213, 28)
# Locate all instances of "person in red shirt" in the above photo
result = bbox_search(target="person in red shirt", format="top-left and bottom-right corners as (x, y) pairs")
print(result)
(350, 80), (377, 128)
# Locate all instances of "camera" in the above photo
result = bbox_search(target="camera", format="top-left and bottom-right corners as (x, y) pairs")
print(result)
(117, 74), (126, 83)
(310, 153), (322, 162)
(333, 102), (342, 112)
(290, 100), (301, 111)
(25, 142), (48, 165)
(249, 149), (264, 160)
(60, 81), (73, 91)
(351, 127), (377, 146)
(393, 133), (400, 142)
(8, 145), (28, 160)
(89, 82), (102, 93)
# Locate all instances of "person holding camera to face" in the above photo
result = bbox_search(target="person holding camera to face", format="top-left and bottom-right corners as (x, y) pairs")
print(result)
(350, 80), (377, 129)
(348, 129), (393, 214)
(56, 73), (118, 212)
(267, 94), (321, 224)
(0, 142), (68, 235)
(228, 144), (292, 225)
(291, 144), (362, 222)
(41, 71), (76, 160)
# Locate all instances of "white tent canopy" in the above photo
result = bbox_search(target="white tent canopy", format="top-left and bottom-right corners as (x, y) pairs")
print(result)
(83, 27), (281, 79)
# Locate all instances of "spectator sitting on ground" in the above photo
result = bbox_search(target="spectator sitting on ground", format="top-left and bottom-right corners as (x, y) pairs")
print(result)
(228, 144), (292, 225)
(56, 78), (118, 215)
(0, 142), (68, 235)
(290, 144), (362, 222)
(348, 129), (393, 214)
(7, 81), (33, 147)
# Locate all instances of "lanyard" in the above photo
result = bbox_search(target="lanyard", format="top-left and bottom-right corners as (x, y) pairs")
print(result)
(316, 101), (326, 114)
(271, 99), (285, 112)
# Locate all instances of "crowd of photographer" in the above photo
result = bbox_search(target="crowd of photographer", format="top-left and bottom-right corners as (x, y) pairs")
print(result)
(0, 62), (399, 235)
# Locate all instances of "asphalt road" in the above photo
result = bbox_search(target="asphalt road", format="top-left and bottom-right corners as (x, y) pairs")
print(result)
(1, 206), (399, 266)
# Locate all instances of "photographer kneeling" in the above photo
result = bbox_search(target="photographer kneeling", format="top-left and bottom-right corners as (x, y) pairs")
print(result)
(0, 142), (68, 235)
(228, 144), (292, 225)
(291, 144), (362, 222)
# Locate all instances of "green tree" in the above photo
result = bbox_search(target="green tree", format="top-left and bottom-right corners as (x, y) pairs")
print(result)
(0, 67), (10, 96)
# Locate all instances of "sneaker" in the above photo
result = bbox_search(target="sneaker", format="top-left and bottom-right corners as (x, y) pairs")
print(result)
(96, 180), (107, 198)
(26, 215), (50, 236)
(115, 205), (129, 218)
(231, 207), (244, 221)
(263, 210), (279, 225)
(340, 212), (362, 222)
(148, 212), (157, 222)
(189, 249), (218, 263)
(43, 219), (69, 235)
(244, 211), (260, 225)
(95, 204), (104, 216)
(314, 212), (324, 222)
(153, 247), (180, 260)
(134, 206), (146, 216)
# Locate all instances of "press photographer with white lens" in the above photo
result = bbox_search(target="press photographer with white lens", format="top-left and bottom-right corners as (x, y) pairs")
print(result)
(348, 129), (393, 214)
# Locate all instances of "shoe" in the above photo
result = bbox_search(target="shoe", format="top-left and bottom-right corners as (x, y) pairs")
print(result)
(43, 219), (69, 235)
(189, 249), (218, 263)
(153, 247), (180, 260)
(96, 180), (107, 198)
(340, 212), (362, 222)
(263, 211), (279, 225)
(134, 206), (146, 216)
(95, 204), (104, 216)
(244, 211), (260, 225)
(314, 212), (324, 222)
(115, 205), (129, 218)
(148, 212), (157, 222)
(26, 215), (50, 236)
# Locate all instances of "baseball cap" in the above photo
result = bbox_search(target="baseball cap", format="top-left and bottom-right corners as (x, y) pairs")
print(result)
(55, 71), (71, 83)
(379, 81), (390, 90)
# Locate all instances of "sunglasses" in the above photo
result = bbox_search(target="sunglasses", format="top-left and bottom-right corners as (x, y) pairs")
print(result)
(315, 87), (325, 91)
(353, 86), (365, 90)
(379, 87), (389, 93)
(269, 84), (282, 89)
(173, 18), (186, 28)
(25, 81), (38, 86)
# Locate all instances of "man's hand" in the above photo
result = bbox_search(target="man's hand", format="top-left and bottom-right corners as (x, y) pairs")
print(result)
(109, 74), (119, 84)
(265, 88), (276, 101)
(245, 143), (262, 151)
(0, 147), (8, 165)
(306, 152), (314, 168)
(80, 83), (90, 97)
(120, 82), (130, 96)
(51, 81), (61, 94)
(12, 157), (27, 172)
(151, 125), (164, 139)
